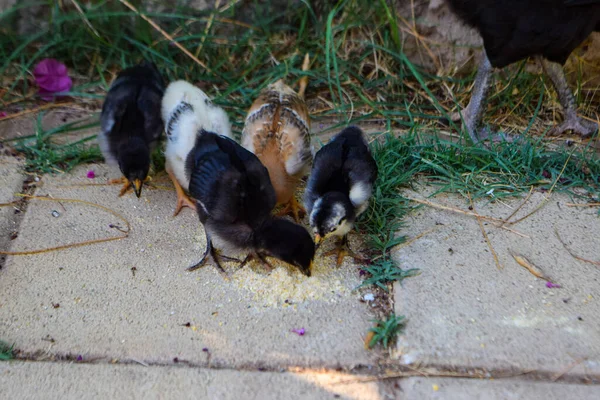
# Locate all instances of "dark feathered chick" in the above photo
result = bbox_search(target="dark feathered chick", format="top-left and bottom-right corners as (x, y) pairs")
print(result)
(447, 0), (600, 142)
(99, 61), (164, 197)
(241, 54), (312, 222)
(186, 130), (315, 277)
(304, 126), (377, 267)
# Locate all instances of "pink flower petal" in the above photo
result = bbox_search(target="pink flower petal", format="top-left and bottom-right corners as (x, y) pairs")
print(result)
(86, 170), (95, 179)
(546, 282), (561, 289)
(33, 58), (72, 101)
(291, 328), (305, 336)
(0, 111), (7, 118)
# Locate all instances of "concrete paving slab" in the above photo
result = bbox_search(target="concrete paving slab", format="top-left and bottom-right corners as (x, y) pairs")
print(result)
(0, 109), (97, 142)
(393, 185), (600, 376)
(0, 156), (25, 266)
(396, 377), (599, 400)
(0, 361), (384, 400)
(0, 163), (375, 369)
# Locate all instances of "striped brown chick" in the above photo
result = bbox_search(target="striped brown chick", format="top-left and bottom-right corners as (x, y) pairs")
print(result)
(241, 54), (312, 222)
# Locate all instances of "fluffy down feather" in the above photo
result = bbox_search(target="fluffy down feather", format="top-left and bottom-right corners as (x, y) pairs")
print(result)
(162, 80), (232, 191)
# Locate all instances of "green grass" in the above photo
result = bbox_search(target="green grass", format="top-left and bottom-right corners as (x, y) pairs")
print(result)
(0, 340), (15, 361)
(357, 129), (600, 292)
(6, 112), (102, 174)
(367, 313), (405, 349)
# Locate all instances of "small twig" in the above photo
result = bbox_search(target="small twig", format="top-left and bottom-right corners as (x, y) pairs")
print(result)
(195, 0), (222, 59)
(508, 153), (572, 226)
(565, 202), (600, 207)
(389, 226), (440, 252)
(469, 193), (502, 270)
(555, 227), (600, 266)
(551, 358), (586, 382)
(406, 196), (528, 237)
(501, 186), (534, 226)
(0, 195), (130, 256)
(332, 368), (534, 385)
(407, 197), (505, 223)
(131, 358), (149, 367)
(70, 0), (102, 39)
(117, 0), (211, 73)
(0, 102), (76, 122)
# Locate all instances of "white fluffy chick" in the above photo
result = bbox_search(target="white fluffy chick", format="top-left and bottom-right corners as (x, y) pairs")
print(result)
(161, 80), (232, 216)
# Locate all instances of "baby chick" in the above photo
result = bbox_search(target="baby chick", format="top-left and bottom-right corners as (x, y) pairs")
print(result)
(241, 54), (312, 222)
(161, 80), (232, 216)
(186, 131), (315, 277)
(304, 126), (377, 267)
(99, 61), (164, 197)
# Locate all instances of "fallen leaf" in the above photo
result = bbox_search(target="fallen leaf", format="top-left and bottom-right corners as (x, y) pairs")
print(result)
(510, 252), (549, 281)
(364, 331), (375, 349)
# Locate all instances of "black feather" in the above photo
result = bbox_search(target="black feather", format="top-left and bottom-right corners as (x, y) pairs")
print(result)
(186, 131), (314, 275)
(446, 0), (600, 67)
(99, 61), (164, 187)
(306, 126), (377, 214)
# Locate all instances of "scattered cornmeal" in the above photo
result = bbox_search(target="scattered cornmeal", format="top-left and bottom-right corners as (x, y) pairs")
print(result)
(231, 254), (362, 307)
(433, 384), (439, 391)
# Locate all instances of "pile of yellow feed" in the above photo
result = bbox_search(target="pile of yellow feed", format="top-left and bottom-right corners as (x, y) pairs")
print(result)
(231, 255), (363, 307)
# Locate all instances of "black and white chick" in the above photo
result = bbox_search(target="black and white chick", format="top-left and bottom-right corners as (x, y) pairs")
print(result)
(99, 61), (164, 197)
(304, 126), (377, 267)
(186, 130), (315, 277)
(161, 80), (232, 216)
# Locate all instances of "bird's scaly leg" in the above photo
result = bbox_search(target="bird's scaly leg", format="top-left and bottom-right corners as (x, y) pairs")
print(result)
(166, 164), (196, 216)
(323, 235), (367, 268)
(109, 176), (153, 197)
(452, 52), (511, 144)
(108, 177), (133, 197)
(539, 57), (598, 138)
(238, 252), (274, 272)
(187, 234), (229, 279)
(276, 196), (306, 222)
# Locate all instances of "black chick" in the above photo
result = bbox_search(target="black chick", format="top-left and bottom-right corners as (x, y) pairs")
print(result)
(99, 61), (165, 197)
(304, 126), (377, 267)
(446, 0), (600, 142)
(186, 130), (315, 277)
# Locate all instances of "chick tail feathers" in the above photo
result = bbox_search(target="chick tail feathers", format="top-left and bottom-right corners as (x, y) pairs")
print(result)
(297, 53), (310, 99)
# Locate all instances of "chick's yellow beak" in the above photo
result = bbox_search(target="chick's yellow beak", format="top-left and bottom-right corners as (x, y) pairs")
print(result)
(314, 234), (322, 246)
(133, 179), (143, 198)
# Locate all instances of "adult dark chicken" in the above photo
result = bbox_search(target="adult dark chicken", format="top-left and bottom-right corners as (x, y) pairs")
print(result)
(447, 0), (600, 142)
(99, 61), (164, 197)
(186, 131), (315, 277)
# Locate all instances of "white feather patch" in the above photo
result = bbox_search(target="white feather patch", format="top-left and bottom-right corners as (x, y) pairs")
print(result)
(332, 218), (353, 238)
(309, 197), (323, 227)
(349, 182), (372, 215)
(162, 80), (232, 189)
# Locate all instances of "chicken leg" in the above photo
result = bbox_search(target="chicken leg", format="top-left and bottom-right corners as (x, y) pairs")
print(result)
(166, 164), (197, 216)
(323, 235), (367, 268)
(238, 251), (274, 272)
(109, 176), (152, 197)
(452, 52), (494, 143)
(187, 234), (236, 278)
(276, 196), (306, 222)
(539, 57), (598, 138)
